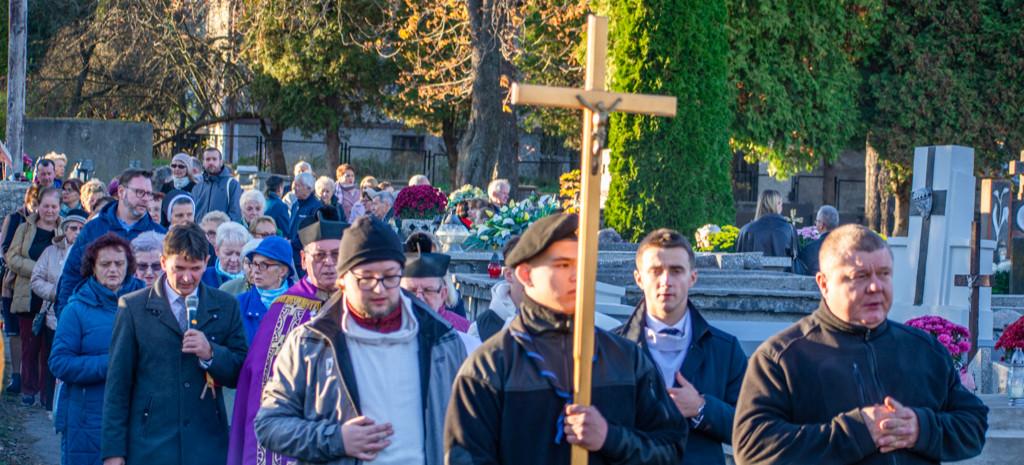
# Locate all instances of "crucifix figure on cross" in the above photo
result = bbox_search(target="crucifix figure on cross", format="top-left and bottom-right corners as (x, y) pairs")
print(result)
(954, 220), (993, 362)
(510, 14), (677, 465)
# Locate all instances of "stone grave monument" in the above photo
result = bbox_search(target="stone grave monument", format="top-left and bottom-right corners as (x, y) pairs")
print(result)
(887, 145), (995, 350)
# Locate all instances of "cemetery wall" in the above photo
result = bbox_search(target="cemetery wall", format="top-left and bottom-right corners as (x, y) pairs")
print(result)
(25, 118), (154, 184)
(0, 181), (30, 221)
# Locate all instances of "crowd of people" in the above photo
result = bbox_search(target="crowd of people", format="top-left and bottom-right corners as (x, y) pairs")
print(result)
(0, 149), (990, 465)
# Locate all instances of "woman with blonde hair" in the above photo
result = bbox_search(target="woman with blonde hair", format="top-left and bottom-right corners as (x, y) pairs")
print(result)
(736, 189), (798, 263)
(6, 187), (62, 406)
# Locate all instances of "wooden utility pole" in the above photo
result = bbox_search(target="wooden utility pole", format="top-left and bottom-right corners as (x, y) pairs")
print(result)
(510, 15), (677, 465)
(6, 0), (28, 179)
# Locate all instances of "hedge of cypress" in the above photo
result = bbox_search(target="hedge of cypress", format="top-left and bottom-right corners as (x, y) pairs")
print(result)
(602, 0), (735, 241)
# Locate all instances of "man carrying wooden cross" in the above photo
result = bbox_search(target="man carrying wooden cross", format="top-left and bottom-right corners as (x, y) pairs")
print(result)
(444, 213), (687, 465)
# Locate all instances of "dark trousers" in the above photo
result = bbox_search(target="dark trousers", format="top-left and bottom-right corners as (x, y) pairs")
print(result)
(42, 326), (56, 410)
(18, 315), (48, 402)
(1, 296), (17, 335)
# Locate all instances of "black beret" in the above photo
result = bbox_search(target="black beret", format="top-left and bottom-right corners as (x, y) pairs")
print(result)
(504, 213), (578, 268)
(336, 215), (406, 276)
(404, 252), (450, 278)
(298, 206), (348, 246)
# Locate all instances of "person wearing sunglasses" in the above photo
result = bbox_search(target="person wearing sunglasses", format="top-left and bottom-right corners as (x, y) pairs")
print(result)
(130, 231), (166, 287)
(256, 215), (469, 465)
(161, 152), (198, 195)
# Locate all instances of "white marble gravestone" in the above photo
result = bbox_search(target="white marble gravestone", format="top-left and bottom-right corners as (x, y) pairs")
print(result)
(888, 146), (994, 344)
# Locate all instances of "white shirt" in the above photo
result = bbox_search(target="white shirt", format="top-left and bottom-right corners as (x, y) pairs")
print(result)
(163, 279), (198, 324)
(645, 309), (693, 388)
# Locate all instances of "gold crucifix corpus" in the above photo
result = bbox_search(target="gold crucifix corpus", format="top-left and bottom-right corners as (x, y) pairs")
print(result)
(509, 14), (677, 465)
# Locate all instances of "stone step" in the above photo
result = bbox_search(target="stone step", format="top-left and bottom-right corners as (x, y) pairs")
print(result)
(991, 294), (1024, 309)
(948, 395), (1024, 464)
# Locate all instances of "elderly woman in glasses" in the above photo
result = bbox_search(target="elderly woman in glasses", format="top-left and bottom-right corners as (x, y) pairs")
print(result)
(130, 231), (166, 287)
(201, 222), (253, 288)
(161, 153), (198, 194)
(235, 236), (294, 343)
(49, 233), (144, 465)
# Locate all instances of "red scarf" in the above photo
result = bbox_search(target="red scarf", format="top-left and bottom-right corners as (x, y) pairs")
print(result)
(347, 302), (402, 333)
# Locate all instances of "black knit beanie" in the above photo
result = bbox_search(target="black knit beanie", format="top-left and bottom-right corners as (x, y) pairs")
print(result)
(336, 216), (406, 276)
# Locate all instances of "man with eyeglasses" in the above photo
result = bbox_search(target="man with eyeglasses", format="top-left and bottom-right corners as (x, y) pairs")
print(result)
(256, 215), (468, 465)
(228, 208), (347, 465)
(400, 252), (471, 333)
(55, 168), (166, 319)
(192, 147), (243, 223)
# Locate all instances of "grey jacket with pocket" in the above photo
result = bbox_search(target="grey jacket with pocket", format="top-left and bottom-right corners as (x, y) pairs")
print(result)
(255, 291), (467, 465)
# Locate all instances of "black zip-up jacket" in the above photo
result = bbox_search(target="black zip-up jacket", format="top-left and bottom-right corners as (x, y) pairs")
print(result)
(733, 301), (988, 465)
(444, 296), (688, 465)
(614, 301), (747, 465)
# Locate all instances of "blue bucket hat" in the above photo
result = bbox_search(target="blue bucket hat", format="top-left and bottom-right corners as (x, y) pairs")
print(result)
(246, 236), (296, 277)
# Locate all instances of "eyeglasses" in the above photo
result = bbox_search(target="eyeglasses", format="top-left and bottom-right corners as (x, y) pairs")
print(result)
(250, 261), (281, 272)
(170, 164), (187, 169)
(136, 263), (161, 273)
(204, 231), (217, 241)
(406, 284), (444, 298)
(126, 186), (154, 199)
(350, 272), (403, 291)
(310, 250), (340, 264)
(62, 187), (77, 193)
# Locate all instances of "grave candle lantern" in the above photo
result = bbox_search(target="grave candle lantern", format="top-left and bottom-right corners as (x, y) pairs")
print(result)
(1008, 349), (1024, 406)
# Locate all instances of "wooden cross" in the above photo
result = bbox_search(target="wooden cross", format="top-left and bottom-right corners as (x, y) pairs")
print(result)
(509, 15), (676, 465)
(954, 220), (993, 362)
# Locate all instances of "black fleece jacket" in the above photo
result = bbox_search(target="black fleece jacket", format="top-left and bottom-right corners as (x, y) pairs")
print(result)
(733, 302), (988, 465)
(444, 296), (688, 465)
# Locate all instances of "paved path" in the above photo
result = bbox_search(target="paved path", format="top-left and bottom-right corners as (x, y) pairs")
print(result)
(18, 403), (61, 465)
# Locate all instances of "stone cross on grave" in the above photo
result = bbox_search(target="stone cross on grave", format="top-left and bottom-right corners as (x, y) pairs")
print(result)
(888, 146), (995, 363)
(909, 146), (949, 305)
(954, 220), (992, 361)
(508, 14), (677, 465)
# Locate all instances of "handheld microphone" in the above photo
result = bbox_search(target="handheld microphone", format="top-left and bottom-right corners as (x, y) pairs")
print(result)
(186, 295), (199, 330)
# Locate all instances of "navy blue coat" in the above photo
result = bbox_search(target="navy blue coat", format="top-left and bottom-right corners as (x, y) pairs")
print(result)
(796, 231), (830, 276)
(55, 200), (165, 319)
(613, 301), (748, 465)
(50, 276), (145, 465)
(285, 195), (322, 241)
(263, 192), (290, 237)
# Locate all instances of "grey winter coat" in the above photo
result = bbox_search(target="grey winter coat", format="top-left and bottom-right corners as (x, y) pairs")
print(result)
(101, 276), (249, 465)
(255, 292), (467, 465)
(192, 168), (242, 222)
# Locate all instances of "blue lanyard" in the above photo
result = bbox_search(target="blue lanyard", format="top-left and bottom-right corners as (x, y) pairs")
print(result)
(509, 316), (598, 445)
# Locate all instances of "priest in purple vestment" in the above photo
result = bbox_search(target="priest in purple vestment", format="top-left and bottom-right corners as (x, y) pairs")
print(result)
(228, 207), (346, 465)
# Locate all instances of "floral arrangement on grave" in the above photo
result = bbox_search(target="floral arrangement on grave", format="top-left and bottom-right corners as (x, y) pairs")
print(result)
(996, 315), (1024, 361)
(797, 225), (819, 248)
(694, 225), (739, 253)
(906, 315), (976, 389)
(465, 195), (559, 251)
(393, 185), (448, 220)
(448, 184), (486, 206)
(559, 169), (581, 214)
